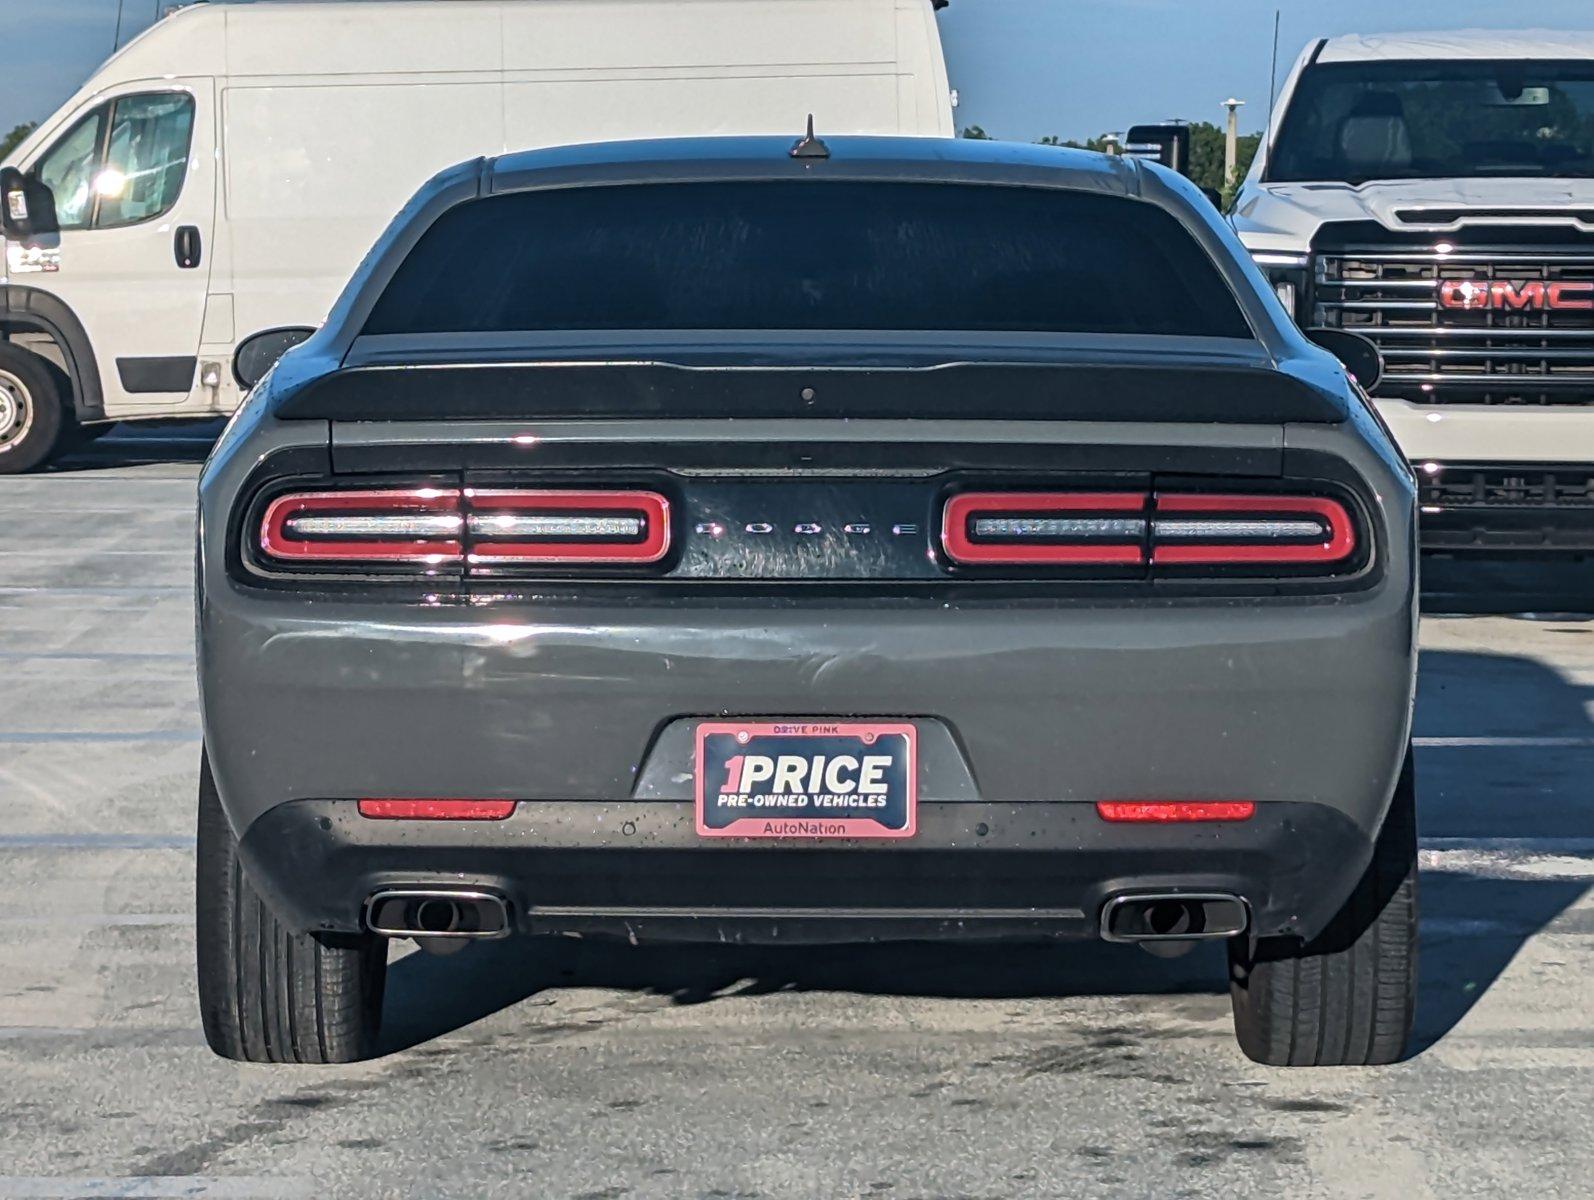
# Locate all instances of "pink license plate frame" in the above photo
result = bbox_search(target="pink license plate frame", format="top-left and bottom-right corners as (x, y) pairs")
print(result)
(694, 721), (918, 840)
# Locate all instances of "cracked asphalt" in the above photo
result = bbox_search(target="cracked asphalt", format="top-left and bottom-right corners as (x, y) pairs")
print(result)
(0, 426), (1589, 1199)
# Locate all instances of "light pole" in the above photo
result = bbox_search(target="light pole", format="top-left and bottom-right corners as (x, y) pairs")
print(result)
(1222, 98), (1246, 191)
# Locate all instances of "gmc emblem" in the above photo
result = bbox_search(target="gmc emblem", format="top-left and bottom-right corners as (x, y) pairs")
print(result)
(1439, 280), (1594, 312)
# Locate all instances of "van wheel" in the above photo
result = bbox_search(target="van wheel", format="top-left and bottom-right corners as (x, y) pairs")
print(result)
(195, 752), (388, 1063)
(1228, 749), (1418, 1066)
(0, 344), (68, 474)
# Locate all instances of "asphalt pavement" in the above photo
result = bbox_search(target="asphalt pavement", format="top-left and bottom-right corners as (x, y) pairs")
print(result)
(0, 425), (1589, 1199)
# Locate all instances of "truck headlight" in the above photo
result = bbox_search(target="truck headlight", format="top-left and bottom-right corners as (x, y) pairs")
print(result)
(1250, 252), (1310, 325)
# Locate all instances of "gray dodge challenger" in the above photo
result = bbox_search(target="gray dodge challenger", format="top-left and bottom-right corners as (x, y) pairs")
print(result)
(195, 133), (1419, 1067)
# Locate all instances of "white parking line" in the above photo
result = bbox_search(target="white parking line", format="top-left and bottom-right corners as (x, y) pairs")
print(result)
(1423, 837), (1594, 854)
(1421, 846), (1594, 880)
(1415, 736), (1594, 748)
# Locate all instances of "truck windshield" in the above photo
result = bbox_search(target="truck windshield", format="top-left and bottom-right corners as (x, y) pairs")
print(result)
(1268, 60), (1594, 184)
(363, 181), (1252, 339)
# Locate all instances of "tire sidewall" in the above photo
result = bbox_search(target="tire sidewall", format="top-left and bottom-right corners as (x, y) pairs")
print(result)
(0, 346), (67, 474)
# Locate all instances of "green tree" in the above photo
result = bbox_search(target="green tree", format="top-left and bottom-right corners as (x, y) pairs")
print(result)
(1183, 120), (1262, 205)
(1, 122), (37, 160)
(960, 125), (992, 140)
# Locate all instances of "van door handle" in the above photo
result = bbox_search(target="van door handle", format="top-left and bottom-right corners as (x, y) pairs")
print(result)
(175, 226), (202, 269)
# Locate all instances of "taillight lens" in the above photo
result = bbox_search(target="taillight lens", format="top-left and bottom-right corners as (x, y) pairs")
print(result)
(257, 487), (671, 570)
(941, 490), (1358, 573)
(941, 492), (1147, 565)
(1151, 494), (1355, 566)
(467, 490), (670, 564)
(260, 488), (464, 564)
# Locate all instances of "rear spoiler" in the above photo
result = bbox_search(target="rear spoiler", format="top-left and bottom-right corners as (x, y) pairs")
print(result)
(272, 361), (1346, 424)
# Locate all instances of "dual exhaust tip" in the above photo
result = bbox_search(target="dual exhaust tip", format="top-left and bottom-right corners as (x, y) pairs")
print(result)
(1099, 893), (1248, 944)
(367, 889), (510, 941)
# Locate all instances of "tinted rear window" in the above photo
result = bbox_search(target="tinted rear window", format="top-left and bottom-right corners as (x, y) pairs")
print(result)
(363, 181), (1252, 339)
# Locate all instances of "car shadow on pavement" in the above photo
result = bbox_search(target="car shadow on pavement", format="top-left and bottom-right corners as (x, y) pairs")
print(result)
(1406, 645), (1593, 1056)
(1422, 553), (1594, 617)
(379, 934), (1231, 1056)
(43, 421), (224, 472)
(379, 646), (1590, 1060)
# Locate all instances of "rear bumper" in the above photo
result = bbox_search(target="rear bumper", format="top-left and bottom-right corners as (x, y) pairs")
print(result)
(238, 798), (1374, 945)
(201, 588), (1416, 839)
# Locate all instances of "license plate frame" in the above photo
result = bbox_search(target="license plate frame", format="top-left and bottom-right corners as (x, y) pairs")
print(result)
(694, 721), (918, 840)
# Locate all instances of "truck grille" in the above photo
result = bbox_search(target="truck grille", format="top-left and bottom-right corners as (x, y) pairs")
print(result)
(1315, 245), (1594, 405)
(1418, 464), (1594, 552)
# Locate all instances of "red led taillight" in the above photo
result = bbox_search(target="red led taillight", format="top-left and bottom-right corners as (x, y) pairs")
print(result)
(259, 488), (464, 564)
(941, 492), (1147, 565)
(941, 491), (1358, 572)
(358, 799), (517, 820)
(1151, 495), (1356, 566)
(466, 490), (671, 564)
(257, 487), (671, 569)
(1096, 801), (1256, 823)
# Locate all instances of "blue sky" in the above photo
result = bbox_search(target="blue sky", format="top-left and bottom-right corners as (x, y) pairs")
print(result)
(4, 0), (1594, 141)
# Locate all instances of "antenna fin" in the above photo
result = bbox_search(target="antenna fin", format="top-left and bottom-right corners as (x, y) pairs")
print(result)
(790, 115), (831, 160)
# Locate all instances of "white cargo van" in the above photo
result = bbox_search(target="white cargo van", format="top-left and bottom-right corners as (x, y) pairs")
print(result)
(0, 0), (954, 471)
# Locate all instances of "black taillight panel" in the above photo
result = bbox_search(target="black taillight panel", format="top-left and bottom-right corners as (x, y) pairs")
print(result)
(235, 471), (1377, 593)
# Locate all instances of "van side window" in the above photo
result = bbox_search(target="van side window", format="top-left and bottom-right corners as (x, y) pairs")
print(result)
(33, 107), (108, 231)
(94, 94), (195, 228)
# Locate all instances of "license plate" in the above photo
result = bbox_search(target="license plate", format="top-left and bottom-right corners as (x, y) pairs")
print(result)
(695, 721), (917, 840)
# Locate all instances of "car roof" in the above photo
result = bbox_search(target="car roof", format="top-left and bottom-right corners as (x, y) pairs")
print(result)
(485, 135), (1144, 197)
(1317, 29), (1594, 63)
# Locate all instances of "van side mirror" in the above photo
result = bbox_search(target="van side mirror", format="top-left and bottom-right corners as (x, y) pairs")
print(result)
(234, 327), (316, 391)
(1124, 124), (1194, 176)
(0, 166), (58, 240)
(1306, 328), (1383, 393)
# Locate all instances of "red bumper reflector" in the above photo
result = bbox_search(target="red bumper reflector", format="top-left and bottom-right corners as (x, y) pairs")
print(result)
(1095, 801), (1256, 823)
(358, 799), (517, 821)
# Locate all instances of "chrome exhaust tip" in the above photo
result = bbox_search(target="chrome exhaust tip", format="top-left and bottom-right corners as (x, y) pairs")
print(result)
(1099, 892), (1248, 944)
(366, 889), (511, 941)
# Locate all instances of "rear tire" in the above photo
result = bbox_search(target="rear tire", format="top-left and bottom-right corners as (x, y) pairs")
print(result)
(0, 344), (67, 474)
(195, 752), (387, 1063)
(1228, 749), (1418, 1066)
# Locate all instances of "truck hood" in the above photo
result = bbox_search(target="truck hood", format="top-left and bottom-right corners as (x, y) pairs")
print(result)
(1233, 177), (1594, 250)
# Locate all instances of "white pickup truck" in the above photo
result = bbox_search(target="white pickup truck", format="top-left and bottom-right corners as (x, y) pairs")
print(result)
(1233, 31), (1594, 554)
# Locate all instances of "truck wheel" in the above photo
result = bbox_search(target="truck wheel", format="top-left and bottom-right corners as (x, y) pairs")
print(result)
(1229, 749), (1417, 1066)
(0, 345), (68, 474)
(195, 752), (387, 1063)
